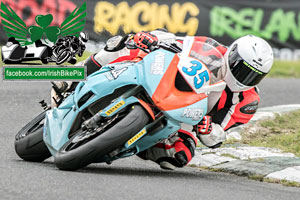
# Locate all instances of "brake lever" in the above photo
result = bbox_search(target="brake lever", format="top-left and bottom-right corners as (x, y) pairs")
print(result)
(124, 36), (182, 54)
(124, 34), (137, 49)
(156, 42), (182, 53)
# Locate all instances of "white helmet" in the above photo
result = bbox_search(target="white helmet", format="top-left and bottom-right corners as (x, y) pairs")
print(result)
(79, 31), (89, 43)
(223, 35), (274, 92)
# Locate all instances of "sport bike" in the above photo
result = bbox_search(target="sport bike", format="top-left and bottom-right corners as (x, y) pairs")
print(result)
(14, 37), (226, 170)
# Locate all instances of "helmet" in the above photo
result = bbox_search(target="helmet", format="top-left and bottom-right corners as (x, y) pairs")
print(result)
(79, 31), (89, 43)
(223, 35), (274, 92)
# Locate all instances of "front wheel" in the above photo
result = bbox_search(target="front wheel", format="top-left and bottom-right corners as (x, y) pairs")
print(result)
(15, 111), (51, 162)
(54, 105), (149, 171)
(56, 50), (71, 65)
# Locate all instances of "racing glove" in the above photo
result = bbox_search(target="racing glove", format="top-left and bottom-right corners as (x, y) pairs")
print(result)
(195, 116), (213, 135)
(133, 31), (158, 51)
(193, 116), (225, 149)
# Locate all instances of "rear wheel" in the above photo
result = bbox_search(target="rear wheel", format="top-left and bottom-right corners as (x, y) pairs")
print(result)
(54, 105), (149, 171)
(15, 111), (51, 162)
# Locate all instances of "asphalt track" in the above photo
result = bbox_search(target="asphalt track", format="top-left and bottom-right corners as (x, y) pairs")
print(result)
(0, 78), (300, 200)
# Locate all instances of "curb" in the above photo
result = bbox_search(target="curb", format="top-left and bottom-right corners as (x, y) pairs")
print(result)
(189, 104), (300, 186)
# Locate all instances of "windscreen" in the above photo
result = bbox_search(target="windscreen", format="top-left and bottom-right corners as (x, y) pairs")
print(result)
(188, 41), (226, 85)
(177, 38), (226, 94)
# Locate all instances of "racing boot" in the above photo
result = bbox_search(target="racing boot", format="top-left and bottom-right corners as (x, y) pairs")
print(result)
(138, 130), (197, 170)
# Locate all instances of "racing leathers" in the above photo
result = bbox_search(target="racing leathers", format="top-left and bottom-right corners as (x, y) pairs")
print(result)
(81, 31), (260, 169)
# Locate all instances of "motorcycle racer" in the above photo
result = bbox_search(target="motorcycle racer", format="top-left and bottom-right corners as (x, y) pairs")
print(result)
(53, 30), (274, 170)
(49, 31), (89, 65)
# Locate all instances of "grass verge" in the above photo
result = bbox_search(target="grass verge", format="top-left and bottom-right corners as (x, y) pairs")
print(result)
(239, 109), (300, 157)
(267, 61), (300, 78)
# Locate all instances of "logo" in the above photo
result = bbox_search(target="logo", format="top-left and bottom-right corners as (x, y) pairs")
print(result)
(0, 1), (89, 70)
(1, 2), (88, 69)
(0, 2), (86, 45)
(240, 100), (259, 114)
(151, 51), (165, 75)
(105, 67), (128, 81)
(127, 129), (147, 146)
(181, 108), (204, 121)
(105, 100), (125, 116)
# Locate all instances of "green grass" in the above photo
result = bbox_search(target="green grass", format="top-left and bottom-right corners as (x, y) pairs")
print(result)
(240, 110), (300, 156)
(267, 61), (300, 78)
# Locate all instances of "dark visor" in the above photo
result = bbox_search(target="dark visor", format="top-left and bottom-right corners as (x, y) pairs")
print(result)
(228, 46), (267, 86)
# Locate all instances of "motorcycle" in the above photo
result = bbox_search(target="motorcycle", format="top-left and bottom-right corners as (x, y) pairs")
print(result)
(14, 37), (227, 171)
(49, 37), (86, 65)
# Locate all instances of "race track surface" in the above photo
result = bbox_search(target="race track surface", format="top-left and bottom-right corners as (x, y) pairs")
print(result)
(0, 78), (300, 200)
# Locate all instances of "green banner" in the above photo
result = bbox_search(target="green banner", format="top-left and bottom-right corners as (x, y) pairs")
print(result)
(3, 66), (86, 80)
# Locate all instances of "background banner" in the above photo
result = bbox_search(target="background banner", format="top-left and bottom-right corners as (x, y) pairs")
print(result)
(1, 0), (300, 60)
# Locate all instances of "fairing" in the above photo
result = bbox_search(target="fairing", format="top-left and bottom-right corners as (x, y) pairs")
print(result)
(44, 37), (225, 160)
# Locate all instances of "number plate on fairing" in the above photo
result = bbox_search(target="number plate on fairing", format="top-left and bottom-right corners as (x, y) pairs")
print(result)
(177, 56), (210, 94)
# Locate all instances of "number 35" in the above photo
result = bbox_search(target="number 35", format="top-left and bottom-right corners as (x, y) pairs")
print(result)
(182, 60), (210, 89)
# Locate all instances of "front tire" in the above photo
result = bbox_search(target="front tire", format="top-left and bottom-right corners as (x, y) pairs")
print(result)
(56, 50), (71, 65)
(54, 105), (149, 171)
(15, 111), (51, 162)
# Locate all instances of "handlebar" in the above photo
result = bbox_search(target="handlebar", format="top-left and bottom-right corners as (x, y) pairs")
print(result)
(124, 35), (182, 54)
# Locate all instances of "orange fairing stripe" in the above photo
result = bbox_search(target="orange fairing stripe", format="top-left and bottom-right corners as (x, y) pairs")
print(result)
(138, 99), (155, 121)
(152, 55), (207, 111)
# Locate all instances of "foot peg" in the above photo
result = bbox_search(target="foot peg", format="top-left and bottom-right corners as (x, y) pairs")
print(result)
(39, 100), (50, 110)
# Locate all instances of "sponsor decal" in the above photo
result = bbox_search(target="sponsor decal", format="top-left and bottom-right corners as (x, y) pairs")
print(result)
(240, 100), (259, 114)
(151, 51), (165, 75)
(127, 129), (147, 146)
(181, 108), (204, 121)
(105, 100), (125, 116)
(111, 67), (128, 79)
(105, 67), (128, 81)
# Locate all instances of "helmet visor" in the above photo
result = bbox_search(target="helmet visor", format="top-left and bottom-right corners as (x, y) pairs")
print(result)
(228, 46), (267, 86)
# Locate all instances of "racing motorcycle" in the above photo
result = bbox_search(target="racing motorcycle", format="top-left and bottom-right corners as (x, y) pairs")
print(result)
(14, 37), (226, 171)
(49, 36), (86, 65)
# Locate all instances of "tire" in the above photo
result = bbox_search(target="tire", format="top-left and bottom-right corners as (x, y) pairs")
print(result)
(68, 57), (77, 64)
(54, 105), (149, 171)
(56, 50), (71, 65)
(15, 111), (51, 162)
(41, 57), (49, 64)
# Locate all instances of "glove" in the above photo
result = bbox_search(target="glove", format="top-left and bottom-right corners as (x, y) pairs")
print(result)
(194, 116), (225, 149)
(194, 116), (213, 135)
(133, 31), (158, 51)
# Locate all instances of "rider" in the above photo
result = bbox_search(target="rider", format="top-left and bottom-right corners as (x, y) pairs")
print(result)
(54, 30), (274, 170)
(51, 31), (89, 64)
